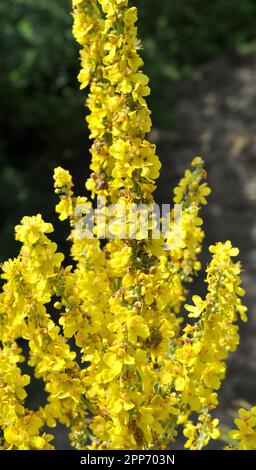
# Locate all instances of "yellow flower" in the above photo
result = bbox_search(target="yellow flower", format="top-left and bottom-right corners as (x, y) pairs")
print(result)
(55, 198), (73, 221)
(184, 415), (220, 449)
(15, 215), (53, 245)
(101, 352), (123, 383)
(229, 407), (256, 450)
(127, 315), (150, 344)
(185, 295), (206, 318)
(54, 167), (73, 190)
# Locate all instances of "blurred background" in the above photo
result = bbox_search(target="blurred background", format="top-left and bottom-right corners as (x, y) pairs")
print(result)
(1, 0), (256, 449)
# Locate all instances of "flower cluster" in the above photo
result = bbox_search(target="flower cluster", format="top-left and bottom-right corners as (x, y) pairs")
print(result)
(73, 0), (160, 204)
(227, 407), (256, 450)
(0, 0), (254, 451)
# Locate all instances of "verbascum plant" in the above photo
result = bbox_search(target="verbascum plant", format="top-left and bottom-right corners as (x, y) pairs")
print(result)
(0, 0), (254, 450)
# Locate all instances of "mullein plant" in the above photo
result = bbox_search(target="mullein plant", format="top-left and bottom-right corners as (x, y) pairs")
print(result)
(0, 0), (255, 450)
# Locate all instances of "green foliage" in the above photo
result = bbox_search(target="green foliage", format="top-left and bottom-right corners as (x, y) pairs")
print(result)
(0, 0), (84, 260)
(135, 0), (256, 125)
